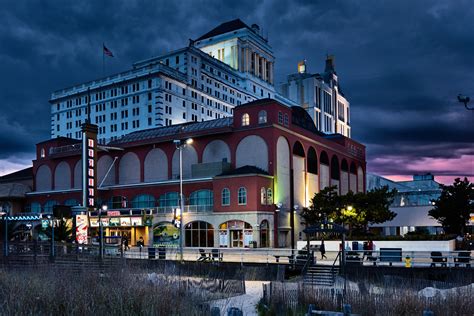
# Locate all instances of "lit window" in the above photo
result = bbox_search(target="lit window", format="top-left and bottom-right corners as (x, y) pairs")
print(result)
(40, 148), (46, 158)
(238, 187), (247, 205)
(242, 113), (250, 126)
(266, 188), (273, 205)
(221, 188), (230, 206)
(260, 187), (267, 205)
(258, 110), (267, 124)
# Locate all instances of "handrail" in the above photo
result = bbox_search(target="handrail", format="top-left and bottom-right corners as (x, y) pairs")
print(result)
(301, 250), (313, 276)
(331, 251), (341, 283)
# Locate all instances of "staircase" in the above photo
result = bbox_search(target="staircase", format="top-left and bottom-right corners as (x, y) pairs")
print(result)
(304, 264), (339, 286)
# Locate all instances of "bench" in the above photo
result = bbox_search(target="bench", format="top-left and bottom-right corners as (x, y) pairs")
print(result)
(430, 251), (447, 267)
(454, 251), (471, 268)
(379, 248), (402, 266)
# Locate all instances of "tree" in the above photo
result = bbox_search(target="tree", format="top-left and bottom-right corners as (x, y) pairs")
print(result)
(429, 177), (474, 235)
(300, 186), (340, 225)
(301, 186), (397, 237)
(44, 218), (73, 242)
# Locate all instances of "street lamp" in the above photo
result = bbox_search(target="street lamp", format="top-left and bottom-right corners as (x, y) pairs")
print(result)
(100, 204), (107, 259)
(0, 209), (7, 257)
(458, 94), (473, 110)
(173, 138), (193, 262)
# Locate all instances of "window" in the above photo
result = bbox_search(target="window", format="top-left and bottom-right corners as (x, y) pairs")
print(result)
(266, 188), (273, 205)
(221, 188), (230, 206)
(132, 194), (156, 208)
(185, 221), (214, 247)
(258, 110), (267, 124)
(260, 187), (267, 205)
(107, 196), (128, 209)
(238, 187), (247, 205)
(159, 192), (179, 210)
(40, 148), (46, 158)
(284, 113), (289, 126)
(64, 199), (79, 207)
(28, 202), (42, 213)
(189, 190), (213, 211)
(241, 113), (250, 126)
(278, 111), (283, 124)
(43, 200), (58, 213)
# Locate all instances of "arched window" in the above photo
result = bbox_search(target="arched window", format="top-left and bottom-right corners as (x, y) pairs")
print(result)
(64, 199), (79, 207)
(189, 190), (213, 212)
(266, 188), (273, 205)
(40, 148), (46, 158)
(278, 111), (283, 124)
(185, 221), (214, 247)
(158, 192), (179, 212)
(107, 196), (128, 209)
(241, 113), (250, 126)
(258, 110), (267, 124)
(260, 187), (267, 205)
(27, 202), (42, 213)
(43, 200), (58, 213)
(132, 194), (156, 208)
(221, 188), (230, 206)
(238, 187), (247, 205)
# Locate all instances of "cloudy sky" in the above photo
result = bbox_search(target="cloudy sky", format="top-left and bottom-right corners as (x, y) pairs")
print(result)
(0, 0), (473, 184)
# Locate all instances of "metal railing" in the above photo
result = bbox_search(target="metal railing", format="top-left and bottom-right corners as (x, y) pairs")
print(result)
(155, 205), (213, 214)
(1, 242), (472, 268)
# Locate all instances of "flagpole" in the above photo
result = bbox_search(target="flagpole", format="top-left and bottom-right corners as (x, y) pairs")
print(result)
(102, 43), (105, 77)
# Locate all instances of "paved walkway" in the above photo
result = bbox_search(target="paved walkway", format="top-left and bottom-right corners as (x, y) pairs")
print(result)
(209, 281), (266, 316)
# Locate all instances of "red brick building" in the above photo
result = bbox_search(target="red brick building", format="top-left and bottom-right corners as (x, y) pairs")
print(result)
(27, 99), (366, 248)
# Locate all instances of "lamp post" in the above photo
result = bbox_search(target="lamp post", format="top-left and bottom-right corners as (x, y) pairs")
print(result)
(100, 204), (107, 259)
(173, 137), (193, 262)
(0, 210), (7, 257)
(48, 215), (55, 258)
(458, 94), (473, 110)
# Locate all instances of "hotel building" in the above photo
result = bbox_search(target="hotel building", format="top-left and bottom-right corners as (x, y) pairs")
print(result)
(278, 58), (351, 137)
(50, 19), (352, 143)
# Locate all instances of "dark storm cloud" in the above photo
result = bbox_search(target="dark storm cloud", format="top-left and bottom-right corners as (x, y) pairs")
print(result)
(0, 0), (473, 180)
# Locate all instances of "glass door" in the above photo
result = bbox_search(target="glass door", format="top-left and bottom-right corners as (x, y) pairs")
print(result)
(231, 230), (243, 248)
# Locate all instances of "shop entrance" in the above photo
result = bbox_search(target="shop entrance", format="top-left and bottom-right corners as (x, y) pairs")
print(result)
(109, 228), (132, 242)
(219, 220), (253, 248)
(230, 230), (243, 248)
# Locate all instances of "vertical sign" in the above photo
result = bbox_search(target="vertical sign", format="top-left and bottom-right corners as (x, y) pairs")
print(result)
(81, 123), (98, 210)
(76, 215), (88, 244)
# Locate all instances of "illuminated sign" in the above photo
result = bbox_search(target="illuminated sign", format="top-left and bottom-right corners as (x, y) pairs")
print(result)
(107, 211), (121, 217)
(81, 122), (98, 210)
(86, 138), (96, 207)
(131, 217), (143, 226)
(76, 215), (88, 244)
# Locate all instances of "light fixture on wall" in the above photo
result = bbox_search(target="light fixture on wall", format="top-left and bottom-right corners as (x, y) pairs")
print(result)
(275, 203), (283, 212)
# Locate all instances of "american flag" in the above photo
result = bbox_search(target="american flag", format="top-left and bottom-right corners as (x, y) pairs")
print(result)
(103, 44), (114, 57)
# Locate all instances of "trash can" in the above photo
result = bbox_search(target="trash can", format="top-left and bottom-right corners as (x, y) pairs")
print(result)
(352, 241), (359, 251)
(148, 247), (156, 259)
(158, 247), (166, 260)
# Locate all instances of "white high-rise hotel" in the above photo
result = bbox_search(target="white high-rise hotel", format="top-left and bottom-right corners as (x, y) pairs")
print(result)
(50, 19), (350, 143)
